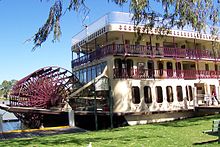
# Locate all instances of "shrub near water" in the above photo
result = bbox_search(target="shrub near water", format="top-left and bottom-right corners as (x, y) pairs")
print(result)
(0, 114), (220, 147)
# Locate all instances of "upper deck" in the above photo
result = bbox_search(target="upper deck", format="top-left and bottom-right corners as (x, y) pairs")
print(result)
(71, 12), (220, 53)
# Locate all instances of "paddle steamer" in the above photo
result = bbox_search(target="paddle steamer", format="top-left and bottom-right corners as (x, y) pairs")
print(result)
(70, 11), (220, 125)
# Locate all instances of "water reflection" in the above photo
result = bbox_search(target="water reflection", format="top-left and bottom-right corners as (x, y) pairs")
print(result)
(0, 99), (21, 132)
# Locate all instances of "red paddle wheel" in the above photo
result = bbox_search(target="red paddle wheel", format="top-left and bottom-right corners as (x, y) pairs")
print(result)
(10, 66), (80, 128)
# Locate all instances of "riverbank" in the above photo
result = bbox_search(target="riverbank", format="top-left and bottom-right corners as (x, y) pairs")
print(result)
(0, 114), (219, 146)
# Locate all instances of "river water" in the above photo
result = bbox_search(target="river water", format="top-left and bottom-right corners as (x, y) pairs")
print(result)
(0, 100), (21, 132)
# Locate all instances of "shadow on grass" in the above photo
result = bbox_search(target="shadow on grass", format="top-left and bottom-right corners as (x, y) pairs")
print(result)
(1, 133), (158, 146)
(193, 139), (219, 145)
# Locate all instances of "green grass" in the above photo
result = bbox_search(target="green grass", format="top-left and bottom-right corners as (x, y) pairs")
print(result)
(1, 114), (220, 147)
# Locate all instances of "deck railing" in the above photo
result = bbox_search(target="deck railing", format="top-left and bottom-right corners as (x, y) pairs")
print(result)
(72, 44), (218, 67)
(113, 68), (220, 79)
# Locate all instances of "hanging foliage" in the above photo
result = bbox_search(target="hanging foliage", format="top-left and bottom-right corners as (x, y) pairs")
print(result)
(33, 0), (220, 49)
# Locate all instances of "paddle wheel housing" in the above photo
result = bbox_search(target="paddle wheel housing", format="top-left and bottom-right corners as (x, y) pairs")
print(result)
(10, 66), (81, 128)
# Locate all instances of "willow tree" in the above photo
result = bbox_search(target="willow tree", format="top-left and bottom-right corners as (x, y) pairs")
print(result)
(33, 0), (220, 50)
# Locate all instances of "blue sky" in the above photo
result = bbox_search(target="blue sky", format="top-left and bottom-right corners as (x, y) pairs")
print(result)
(0, 0), (129, 83)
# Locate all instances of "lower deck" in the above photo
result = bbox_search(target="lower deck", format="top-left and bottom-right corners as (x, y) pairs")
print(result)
(111, 78), (220, 113)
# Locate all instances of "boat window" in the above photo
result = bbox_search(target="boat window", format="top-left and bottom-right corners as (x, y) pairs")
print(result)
(146, 42), (151, 49)
(101, 62), (107, 71)
(91, 66), (96, 80)
(114, 58), (122, 78)
(148, 60), (154, 78)
(177, 86), (183, 101)
(80, 69), (84, 83)
(166, 86), (173, 102)
(96, 64), (102, 76)
(167, 62), (173, 77)
(158, 61), (163, 76)
(175, 62), (182, 77)
(144, 86), (152, 104)
(83, 69), (87, 83)
(87, 67), (91, 82)
(205, 64), (209, 71)
(126, 59), (133, 77)
(215, 64), (218, 71)
(125, 40), (130, 44)
(115, 58), (122, 68)
(156, 43), (161, 55)
(186, 85), (193, 101)
(132, 86), (140, 104)
(156, 86), (163, 103)
(138, 62), (145, 77)
(75, 70), (79, 80)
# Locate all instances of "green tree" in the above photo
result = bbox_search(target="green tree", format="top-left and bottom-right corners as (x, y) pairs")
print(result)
(33, 0), (220, 49)
(0, 80), (17, 98)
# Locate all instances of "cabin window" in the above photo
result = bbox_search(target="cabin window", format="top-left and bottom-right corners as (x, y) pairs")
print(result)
(167, 62), (173, 77)
(75, 71), (79, 80)
(114, 59), (122, 78)
(101, 62), (107, 71)
(91, 66), (96, 80)
(158, 61), (163, 76)
(146, 42), (151, 49)
(215, 64), (218, 71)
(186, 85), (193, 101)
(96, 64), (102, 76)
(135, 41), (140, 45)
(83, 69), (87, 83)
(80, 69), (84, 83)
(156, 43), (161, 55)
(181, 45), (186, 49)
(156, 43), (160, 49)
(176, 62), (182, 77)
(177, 86), (183, 101)
(156, 86), (163, 103)
(148, 60), (154, 78)
(125, 40), (130, 44)
(144, 86), (152, 104)
(205, 64), (209, 71)
(115, 58), (122, 68)
(138, 62), (145, 77)
(132, 86), (140, 104)
(166, 86), (173, 102)
(87, 67), (92, 82)
(126, 59), (133, 77)
(146, 42), (152, 55)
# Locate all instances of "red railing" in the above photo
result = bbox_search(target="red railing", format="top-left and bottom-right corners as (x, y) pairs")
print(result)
(72, 44), (217, 67)
(113, 68), (220, 79)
